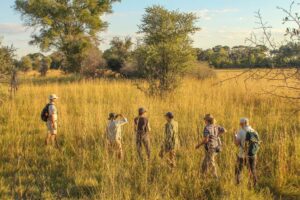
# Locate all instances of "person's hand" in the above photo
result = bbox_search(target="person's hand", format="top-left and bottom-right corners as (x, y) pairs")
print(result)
(195, 144), (201, 149)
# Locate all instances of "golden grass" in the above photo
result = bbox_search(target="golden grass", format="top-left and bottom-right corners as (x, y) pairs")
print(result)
(0, 71), (299, 199)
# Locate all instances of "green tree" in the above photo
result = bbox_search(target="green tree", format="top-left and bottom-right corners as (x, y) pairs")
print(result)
(103, 37), (133, 72)
(19, 56), (32, 72)
(39, 56), (52, 76)
(15, 0), (120, 73)
(136, 6), (199, 95)
(80, 46), (106, 77)
(0, 42), (15, 76)
(0, 40), (18, 96)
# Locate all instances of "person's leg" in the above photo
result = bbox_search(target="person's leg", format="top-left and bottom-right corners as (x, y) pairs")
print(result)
(248, 156), (258, 186)
(50, 134), (58, 148)
(235, 157), (244, 184)
(142, 134), (151, 160)
(201, 151), (209, 175)
(167, 150), (176, 168)
(136, 134), (143, 160)
(116, 140), (123, 160)
(209, 151), (218, 178)
(45, 133), (51, 146)
(45, 121), (52, 145)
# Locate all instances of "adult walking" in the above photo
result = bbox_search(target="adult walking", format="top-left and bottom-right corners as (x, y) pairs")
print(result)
(159, 112), (179, 168)
(42, 94), (59, 148)
(134, 107), (151, 161)
(195, 114), (226, 178)
(106, 113), (128, 159)
(235, 118), (260, 186)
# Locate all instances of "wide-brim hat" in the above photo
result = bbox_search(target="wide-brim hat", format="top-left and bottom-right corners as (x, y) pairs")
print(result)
(49, 94), (58, 100)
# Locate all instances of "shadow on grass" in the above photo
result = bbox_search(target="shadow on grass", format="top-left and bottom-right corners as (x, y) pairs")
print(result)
(20, 74), (83, 85)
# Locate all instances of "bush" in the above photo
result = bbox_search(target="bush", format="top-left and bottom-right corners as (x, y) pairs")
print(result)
(80, 47), (106, 78)
(185, 62), (216, 80)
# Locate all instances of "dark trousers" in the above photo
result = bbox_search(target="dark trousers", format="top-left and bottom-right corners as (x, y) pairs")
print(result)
(235, 156), (257, 186)
(136, 133), (150, 160)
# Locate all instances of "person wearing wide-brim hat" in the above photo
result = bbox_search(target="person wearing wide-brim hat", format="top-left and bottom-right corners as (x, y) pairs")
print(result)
(159, 112), (179, 168)
(195, 114), (226, 178)
(106, 112), (128, 159)
(45, 94), (59, 148)
(134, 107), (151, 161)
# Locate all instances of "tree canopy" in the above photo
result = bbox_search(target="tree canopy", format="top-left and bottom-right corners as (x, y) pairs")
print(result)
(15, 0), (120, 72)
(136, 6), (199, 95)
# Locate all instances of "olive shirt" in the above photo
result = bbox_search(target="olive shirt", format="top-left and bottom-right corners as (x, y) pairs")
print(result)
(163, 120), (179, 151)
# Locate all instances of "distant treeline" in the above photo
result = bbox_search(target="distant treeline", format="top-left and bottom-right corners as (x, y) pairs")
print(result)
(196, 42), (300, 68)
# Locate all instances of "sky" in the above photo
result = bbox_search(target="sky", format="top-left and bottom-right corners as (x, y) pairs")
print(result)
(0, 0), (294, 57)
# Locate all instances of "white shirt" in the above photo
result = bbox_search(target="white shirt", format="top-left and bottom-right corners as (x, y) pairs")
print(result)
(236, 126), (253, 158)
(107, 118), (128, 141)
(48, 103), (58, 121)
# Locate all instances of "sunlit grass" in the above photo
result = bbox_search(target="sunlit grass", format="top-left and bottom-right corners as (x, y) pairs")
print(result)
(0, 71), (299, 199)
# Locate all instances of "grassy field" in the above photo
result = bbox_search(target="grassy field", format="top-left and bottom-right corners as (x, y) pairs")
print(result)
(0, 70), (299, 199)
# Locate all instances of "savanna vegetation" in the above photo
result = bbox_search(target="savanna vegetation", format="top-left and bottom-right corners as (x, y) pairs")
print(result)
(0, 0), (299, 199)
(0, 71), (299, 199)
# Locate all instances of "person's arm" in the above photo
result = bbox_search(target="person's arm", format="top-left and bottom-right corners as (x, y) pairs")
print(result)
(234, 131), (241, 146)
(195, 127), (209, 149)
(134, 118), (137, 132)
(218, 126), (227, 135)
(147, 121), (151, 132)
(196, 136), (209, 149)
(49, 105), (55, 128)
(106, 125), (109, 140)
(116, 114), (128, 126)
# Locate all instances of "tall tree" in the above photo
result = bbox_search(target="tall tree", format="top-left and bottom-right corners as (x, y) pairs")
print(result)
(15, 0), (120, 73)
(0, 40), (18, 96)
(136, 6), (199, 95)
(103, 37), (133, 72)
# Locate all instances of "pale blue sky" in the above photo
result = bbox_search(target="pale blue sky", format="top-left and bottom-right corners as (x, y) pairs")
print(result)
(0, 0), (294, 57)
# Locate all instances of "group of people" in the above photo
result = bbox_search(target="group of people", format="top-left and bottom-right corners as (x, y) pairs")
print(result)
(42, 94), (260, 186)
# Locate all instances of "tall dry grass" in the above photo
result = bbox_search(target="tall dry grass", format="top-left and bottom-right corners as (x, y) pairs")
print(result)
(0, 72), (299, 199)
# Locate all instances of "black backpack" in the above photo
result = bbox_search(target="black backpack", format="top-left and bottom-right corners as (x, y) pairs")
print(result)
(41, 104), (51, 122)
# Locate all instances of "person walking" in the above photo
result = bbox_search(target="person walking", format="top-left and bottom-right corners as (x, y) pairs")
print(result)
(106, 113), (128, 159)
(235, 118), (260, 186)
(159, 112), (179, 168)
(134, 107), (151, 161)
(44, 94), (59, 148)
(195, 114), (226, 178)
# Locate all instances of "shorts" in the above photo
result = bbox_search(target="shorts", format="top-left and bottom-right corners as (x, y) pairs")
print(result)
(47, 121), (57, 135)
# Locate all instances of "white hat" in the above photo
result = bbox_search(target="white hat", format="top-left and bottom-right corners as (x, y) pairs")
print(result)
(240, 118), (249, 124)
(49, 94), (58, 100)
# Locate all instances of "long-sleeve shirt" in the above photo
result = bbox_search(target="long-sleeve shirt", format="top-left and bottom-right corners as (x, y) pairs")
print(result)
(107, 118), (128, 141)
(163, 120), (179, 151)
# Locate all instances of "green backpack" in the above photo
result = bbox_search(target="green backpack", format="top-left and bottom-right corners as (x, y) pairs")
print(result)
(245, 130), (260, 156)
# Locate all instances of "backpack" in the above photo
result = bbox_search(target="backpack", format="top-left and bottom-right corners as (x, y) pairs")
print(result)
(245, 130), (260, 156)
(204, 125), (222, 152)
(41, 104), (51, 122)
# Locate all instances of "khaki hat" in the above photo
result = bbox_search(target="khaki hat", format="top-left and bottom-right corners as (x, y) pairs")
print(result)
(203, 114), (214, 121)
(240, 118), (249, 124)
(49, 94), (58, 100)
